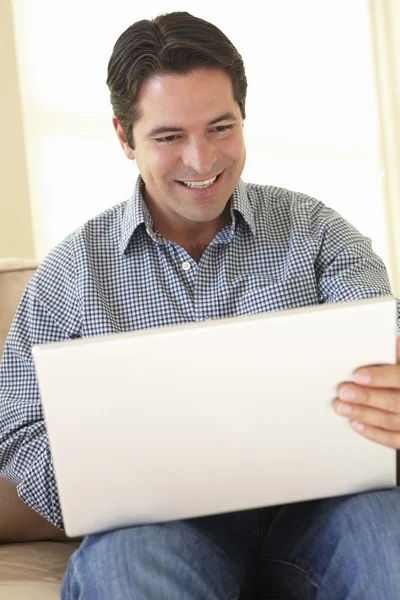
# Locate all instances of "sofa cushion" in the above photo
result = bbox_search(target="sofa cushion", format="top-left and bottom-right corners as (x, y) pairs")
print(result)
(0, 540), (80, 599)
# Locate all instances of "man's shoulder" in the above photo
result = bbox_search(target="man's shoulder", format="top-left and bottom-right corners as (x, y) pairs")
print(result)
(244, 181), (332, 226)
(33, 200), (129, 286)
(245, 180), (324, 209)
(73, 199), (128, 243)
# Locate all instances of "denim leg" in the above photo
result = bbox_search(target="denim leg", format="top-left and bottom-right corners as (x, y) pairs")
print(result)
(258, 488), (400, 599)
(61, 509), (261, 600)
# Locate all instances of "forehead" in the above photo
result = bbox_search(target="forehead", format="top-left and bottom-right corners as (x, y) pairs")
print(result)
(136, 69), (239, 127)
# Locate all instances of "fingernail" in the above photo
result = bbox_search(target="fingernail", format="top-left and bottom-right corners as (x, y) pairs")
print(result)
(338, 402), (352, 415)
(354, 370), (370, 385)
(339, 387), (356, 401)
(352, 420), (364, 432)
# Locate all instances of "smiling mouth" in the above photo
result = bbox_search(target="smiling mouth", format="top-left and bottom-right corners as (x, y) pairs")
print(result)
(176, 172), (222, 189)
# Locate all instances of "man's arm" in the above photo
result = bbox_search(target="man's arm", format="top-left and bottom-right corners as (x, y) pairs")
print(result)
(311, 202), (394, 306)
(307, 203), (400, 448)
(0, 241), (81, 532)
(0, 476), (70, 543)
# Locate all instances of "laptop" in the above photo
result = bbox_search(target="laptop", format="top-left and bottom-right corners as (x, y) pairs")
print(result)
(32, 296), (398, 538)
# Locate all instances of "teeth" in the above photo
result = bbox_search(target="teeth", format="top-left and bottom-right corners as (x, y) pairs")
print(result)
(181, 175), (218, 189)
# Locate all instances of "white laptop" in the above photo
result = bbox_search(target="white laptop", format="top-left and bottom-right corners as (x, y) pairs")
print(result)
(32, 296), (398, 538)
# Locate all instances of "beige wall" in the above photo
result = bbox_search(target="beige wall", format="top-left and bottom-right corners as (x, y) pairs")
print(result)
(0, 0), (34, 259)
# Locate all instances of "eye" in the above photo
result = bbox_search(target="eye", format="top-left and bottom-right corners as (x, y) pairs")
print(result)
(213, 124), (234, 133)
(155, 134), (180, 144)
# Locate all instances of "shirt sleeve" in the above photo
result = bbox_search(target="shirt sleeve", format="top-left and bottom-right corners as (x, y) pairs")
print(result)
(0, 238), (81, 529)
(310, 203), (400, 333)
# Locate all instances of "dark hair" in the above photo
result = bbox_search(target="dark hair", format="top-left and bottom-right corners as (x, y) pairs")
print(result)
(106, 11), (247, 149)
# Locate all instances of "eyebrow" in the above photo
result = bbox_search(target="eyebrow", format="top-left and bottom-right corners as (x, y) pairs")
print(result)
(145, 112), (238, 139)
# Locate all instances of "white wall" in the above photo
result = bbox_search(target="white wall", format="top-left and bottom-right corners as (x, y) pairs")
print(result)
(11, 0), (392, 285)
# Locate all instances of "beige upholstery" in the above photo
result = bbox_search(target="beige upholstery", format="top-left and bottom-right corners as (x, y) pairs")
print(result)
(0, 541), (80, 599)
(0, 258), (80, 598)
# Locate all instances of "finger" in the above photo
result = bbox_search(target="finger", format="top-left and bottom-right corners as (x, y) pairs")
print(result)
(397, 335), (400, 363)
(337, 383), (400, 413)
(349, 420), (400, 450)
(333, 398), (400, 431)
(353, 364), (400, 389)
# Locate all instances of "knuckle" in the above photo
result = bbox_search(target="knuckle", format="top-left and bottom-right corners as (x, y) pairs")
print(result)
(354, 405), (366, 421)
(384, 413), (399, 430)
(393, 392), (400, 413)
(359, 386), (370, 405)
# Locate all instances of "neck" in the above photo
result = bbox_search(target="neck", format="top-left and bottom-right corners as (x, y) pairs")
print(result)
(185, 243), (209, 263)
(147, 202), (231, 261)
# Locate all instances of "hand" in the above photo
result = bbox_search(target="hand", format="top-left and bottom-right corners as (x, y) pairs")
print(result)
(333, 335), (400, 449)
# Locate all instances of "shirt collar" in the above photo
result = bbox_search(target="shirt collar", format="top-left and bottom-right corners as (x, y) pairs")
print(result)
(119, 176), (156, 254)
(119, 174), (256, 254)
(230, 177), (256, 236)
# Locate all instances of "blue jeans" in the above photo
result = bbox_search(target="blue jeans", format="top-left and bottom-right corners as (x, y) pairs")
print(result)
(61, 488), (400, 599)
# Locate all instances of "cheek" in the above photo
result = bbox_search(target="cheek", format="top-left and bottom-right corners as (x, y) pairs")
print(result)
(221, 135), (245, 165)
(135, 147), (177, 181)
(149, 148), (179, 179)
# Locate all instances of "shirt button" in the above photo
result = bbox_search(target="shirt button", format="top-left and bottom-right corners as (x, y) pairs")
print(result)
(182, 261), (191, 272)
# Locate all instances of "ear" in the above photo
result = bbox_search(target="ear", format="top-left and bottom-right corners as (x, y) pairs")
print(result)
(112, 117), (135, 160)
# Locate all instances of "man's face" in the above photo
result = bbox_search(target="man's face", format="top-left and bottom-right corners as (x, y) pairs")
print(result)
(114, 69), (246, 233)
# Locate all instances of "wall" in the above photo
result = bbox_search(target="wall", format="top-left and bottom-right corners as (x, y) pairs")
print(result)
(368, 0), (400, 295)
(0, 0), (34, 258)
(7, 1), (399, 296)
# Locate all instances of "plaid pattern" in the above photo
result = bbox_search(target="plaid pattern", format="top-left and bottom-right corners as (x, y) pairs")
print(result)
(0, 175), (398, 529)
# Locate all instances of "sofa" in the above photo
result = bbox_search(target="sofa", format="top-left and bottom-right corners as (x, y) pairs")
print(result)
(0, 259), (81, 599)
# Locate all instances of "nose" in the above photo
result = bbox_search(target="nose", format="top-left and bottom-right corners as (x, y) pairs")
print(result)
(181, 136), (217, 175)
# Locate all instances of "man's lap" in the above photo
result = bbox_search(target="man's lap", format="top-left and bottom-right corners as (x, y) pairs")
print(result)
(259, 487), (400, 598)
(62, 487), (400, 600)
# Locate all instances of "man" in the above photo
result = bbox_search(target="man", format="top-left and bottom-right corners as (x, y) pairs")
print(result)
(1, 11), (400, 599)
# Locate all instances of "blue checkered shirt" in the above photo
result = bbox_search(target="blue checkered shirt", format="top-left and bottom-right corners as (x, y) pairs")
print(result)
(0, 176), (399, 529)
